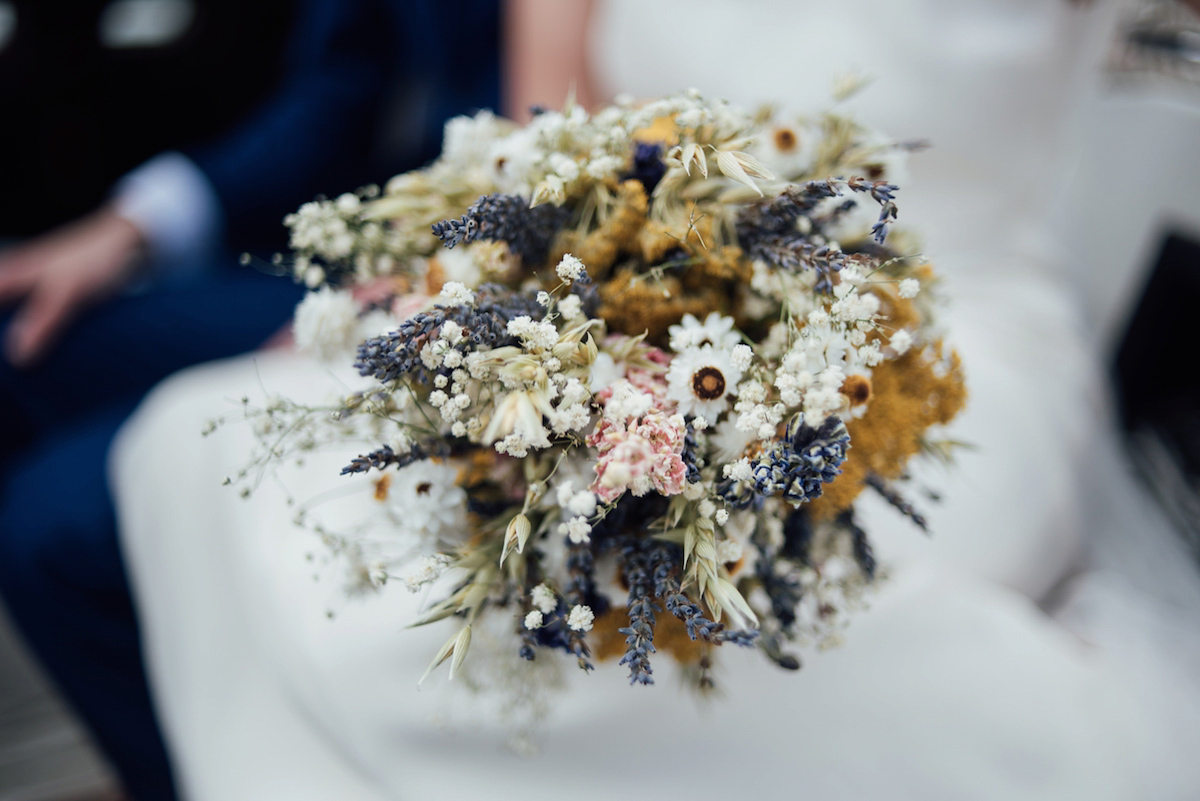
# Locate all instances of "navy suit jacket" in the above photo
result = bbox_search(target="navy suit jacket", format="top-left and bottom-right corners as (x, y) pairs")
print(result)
(187, 0), (502, 250)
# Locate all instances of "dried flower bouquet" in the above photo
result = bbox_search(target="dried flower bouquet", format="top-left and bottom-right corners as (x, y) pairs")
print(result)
(234, 89), (966, 692)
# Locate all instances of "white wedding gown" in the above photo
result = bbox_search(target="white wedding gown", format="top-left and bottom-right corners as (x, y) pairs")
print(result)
(112, 1), (1200, 798)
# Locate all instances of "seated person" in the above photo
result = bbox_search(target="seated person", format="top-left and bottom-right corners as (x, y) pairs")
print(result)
(0, 1), (502, 798)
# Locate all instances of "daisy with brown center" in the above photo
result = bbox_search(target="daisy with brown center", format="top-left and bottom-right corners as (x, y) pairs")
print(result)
(751, 120), (817, 181)
(666, 344), (745, 424)
(382, 461), (468, 548)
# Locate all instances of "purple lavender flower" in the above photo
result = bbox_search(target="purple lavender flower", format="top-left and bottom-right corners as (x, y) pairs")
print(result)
(431, 193), (570, 266)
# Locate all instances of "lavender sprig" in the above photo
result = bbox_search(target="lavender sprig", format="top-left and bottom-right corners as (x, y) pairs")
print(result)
(680, 420), (703, 484)
(354, 284), (545, 384)
(518, 552), (548, 661)
(622, 142), (667, 196)
(837, 509), (877, 580)
(649, 544), (758, 646)
(865, 473), (929, 531)
(752, 414), (851, 504)
(845, 176), (899, 244)
(736, 178), (900, 291)
(745, 518), (805, 669)
(781, 506), (814, 565)
(755, 556), (803, 634)
(431, 193), (569, 266)
(340, 442), (436, 476)
(617, 539), (657, 685)
(563, 539), (598, 671)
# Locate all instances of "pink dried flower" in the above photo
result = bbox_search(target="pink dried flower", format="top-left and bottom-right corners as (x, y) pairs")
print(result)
(588, 409), (687, 504)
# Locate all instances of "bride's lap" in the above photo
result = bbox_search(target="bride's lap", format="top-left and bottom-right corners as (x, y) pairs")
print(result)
(110, 267), (1136, 798)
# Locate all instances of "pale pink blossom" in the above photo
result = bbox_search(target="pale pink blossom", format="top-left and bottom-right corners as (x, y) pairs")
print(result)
(588, 409), (687, 504)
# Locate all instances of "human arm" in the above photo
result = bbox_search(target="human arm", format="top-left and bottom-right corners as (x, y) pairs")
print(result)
(504, 0), (599, 120)
(0, 0), (392, 367)
(0, 207), (145, 366)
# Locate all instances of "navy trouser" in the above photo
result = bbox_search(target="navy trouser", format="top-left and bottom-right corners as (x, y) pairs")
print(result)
(0, 264), (304, 801)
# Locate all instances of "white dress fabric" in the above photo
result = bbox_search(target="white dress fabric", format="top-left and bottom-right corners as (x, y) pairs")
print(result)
(112, 2), (1200, 798)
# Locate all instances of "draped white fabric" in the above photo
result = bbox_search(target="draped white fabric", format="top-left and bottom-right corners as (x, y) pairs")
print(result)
(112, 1), (1200, 798)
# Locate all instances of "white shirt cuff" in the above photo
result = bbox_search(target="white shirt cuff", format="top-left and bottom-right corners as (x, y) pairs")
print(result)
(113, 151), (222, 281)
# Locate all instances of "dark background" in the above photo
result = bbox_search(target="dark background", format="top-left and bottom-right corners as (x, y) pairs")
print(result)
(0, 0), (295, 239)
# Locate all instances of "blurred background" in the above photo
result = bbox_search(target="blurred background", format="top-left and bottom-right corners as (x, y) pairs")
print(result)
(0, 5), (292, 796)
(2, 0), (1200, 798)
(1052, 0), (1200, 569)
(0, 0), (292, 245)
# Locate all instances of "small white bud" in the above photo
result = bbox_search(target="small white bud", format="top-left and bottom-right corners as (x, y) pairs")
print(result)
(555, 253), (586, 283)
(531, 583), (557, 615)
(567, 604), (595, 632)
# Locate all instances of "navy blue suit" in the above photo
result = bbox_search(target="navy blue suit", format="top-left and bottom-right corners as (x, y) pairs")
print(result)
(0, 2), (501, 799)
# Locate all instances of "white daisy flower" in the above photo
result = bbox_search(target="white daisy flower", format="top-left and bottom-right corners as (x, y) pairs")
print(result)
(749, 120), (818, 181)
(666, 344), (744, 424)
(384, 462), (468, 547)
(668, 312), (741, 352)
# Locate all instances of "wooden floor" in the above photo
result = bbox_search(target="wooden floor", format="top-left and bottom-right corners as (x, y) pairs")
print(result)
(0, 604), (117, 801)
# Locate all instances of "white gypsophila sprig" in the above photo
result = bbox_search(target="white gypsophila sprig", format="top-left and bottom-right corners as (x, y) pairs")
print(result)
(285, 197), (358, 262)
(293, 287), (361, 362)
(530, 583), (557, 615)
(439, 281), (476, 306)
(404, 554), (453, 593)
(566, 604), (595, 632)
(555, 253), (586, 284)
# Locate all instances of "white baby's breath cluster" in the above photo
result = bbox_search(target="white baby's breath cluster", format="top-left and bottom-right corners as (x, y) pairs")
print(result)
(293, 287), (362, 361)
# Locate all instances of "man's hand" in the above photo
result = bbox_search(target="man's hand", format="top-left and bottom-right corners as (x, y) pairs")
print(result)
(0, 206), (146, 367)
